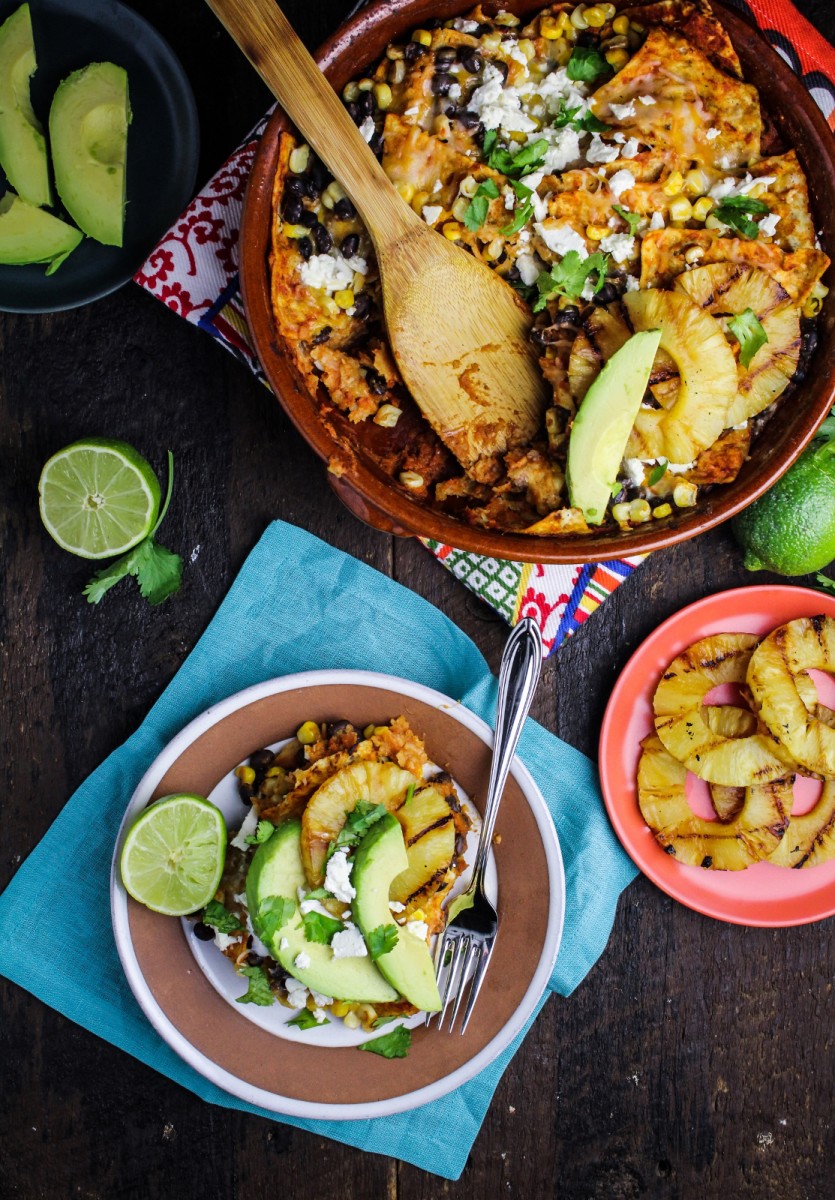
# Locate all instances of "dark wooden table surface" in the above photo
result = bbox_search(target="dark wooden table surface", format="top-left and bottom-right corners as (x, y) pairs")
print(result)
(2, 2), (834, 1197)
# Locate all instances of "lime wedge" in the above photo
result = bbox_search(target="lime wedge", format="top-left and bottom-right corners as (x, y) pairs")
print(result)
(120, 794), (226, 916)
(39, 438), (161, 559)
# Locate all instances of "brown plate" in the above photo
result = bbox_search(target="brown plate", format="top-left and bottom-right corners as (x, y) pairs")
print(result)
(110, 670), (564, 1118)
(239, 0), (835, 564)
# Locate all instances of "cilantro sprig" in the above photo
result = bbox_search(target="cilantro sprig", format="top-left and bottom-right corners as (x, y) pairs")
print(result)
(613, 205), (642, 234)
(533, 250), (610, 312)
(326, 799), (388, 861)
(245, 820), (276, 846)
(288, 1008), (330, 1030)
(302, 909), (344, 945)
(728, 308), (769, 368)
(648, 460), (668, 487)
(83, 450), (183, 605)
(554, 102), (610, 133)
(712, 195), (770, 240)
(566, 46), (612, 84)
(483, 135), (549, 180)
(235, 965), (274, 1007)
(256, 895), (296, 942)
(358, 1026), (412, 1059)
(463, 179), (500, 232)
(203, 899), (244, 935)
(367, 923), (399, 960)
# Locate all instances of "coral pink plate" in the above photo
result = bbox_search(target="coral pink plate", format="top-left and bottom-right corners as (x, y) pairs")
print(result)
(599, 586), (835, 927)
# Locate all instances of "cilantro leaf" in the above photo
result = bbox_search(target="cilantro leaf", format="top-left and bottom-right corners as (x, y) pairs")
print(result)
(359, 1026), (412, 1059)
(567, 46), (611, 83)
(327, 799), (389, 860)
(712, 196), (770, 241)
(203, 899), (244, 934)
(83, 450), (183, 606)
(303, 887), (334, 900)
(500, 197), (534, 236)
(713, 195), (770, 215)
(532, 250), (610, 311)
(288, 1008), (330, 1030)
(482, 128), (497, 156)
(372, 1015), (398, 1029)
(816, 573), (835, 594)
(728, 308), (769, 368)
(235, 965), (274, 1007)
(257, 895), (296, 942)
(648, 460), (668, 487)
(463, 181), (500, 232)
(485, 137), (548, 180)
(245, 819), (276, 846)
(613, 204), (641, 234)
(301, 909), (344, 945)
(554, 102), (610, 133)
(403, 783), (416, 806)
(367, 923), (399, 960)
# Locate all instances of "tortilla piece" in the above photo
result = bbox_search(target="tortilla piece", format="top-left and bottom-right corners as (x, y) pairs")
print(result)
(745, 151), (817, 252)
(590, 29), (761, 169)
(619, 0), (742, 78)
(547, 159), (687, 228)
(522, 507), (595, 536)
(382, 112), (475, 194)
(640, 228), (829, 305)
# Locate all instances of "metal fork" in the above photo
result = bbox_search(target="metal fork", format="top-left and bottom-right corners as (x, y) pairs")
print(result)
(429, 616), (543, 1033)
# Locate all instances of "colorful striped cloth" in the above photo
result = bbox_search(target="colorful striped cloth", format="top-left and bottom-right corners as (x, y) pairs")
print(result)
(134, 0), (835, 654)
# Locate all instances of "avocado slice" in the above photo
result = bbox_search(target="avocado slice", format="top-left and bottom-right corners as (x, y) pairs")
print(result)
(352, 813), (441, 1013)
(0, 192), (82, 272)
(0, 5), (52, 208)
(49, 62), (130, 248)
(246, 819), (398, 1004)
(566, 328), (663, 525)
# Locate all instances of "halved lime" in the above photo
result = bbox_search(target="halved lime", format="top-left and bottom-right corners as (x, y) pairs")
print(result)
(39, 438), (161, 560)
(120, 794), (227, 916)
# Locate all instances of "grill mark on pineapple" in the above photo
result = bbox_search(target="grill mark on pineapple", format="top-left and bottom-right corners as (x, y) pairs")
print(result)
(405, 814), (453, 846)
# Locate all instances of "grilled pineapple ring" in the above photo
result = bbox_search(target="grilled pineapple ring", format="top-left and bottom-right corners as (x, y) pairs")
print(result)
(768, 781), (835, 868)
(654, 633), (796, 785)
(623, 289), (738, 464)
(638, 734), (792, 869)
(747, 616), (835, 777)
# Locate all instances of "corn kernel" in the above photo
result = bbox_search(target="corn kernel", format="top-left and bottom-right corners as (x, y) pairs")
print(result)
(584, 6), (607, 29)
(481, 31), (503, 53)
(518, 38), (536, 60)
(705, 213), (725, 231)
(653, 503), (673, 519)
(683, 168), (709, 197)
(673, 481), (698, 508)
(411, 189), (430, 213)
(385, 44), (404, 60)
(357, 76), (374, 92)
(288, 145), (310, 174)
(265, 766), (284, 778)
(412, 29), (432, 46)
(283, 223), (311, 239)
(669, 195), (693, 222)
(540, 14), (562, 38)
(570, 6), (589, 30)
(684, 246), (704, 265)
(322, 297), (340, 317)
(586, 224), (607, 241)
(485, 237), (504, 260)
(612, 14), (630, 34)
(452, 195), (471, 222)
(495, 11), (520, 26)
(374, 82), (392, 110)
(600, 3), (617, 18)
(605, 47), (629, 69)
(629, 499), (652, 523)
(322, 180), (345, 208)
(803, 295), (823, 318)
(330, 1001), (350, 1018)
(456, 175), (477, 198)
(630, 21), (645, 33)
(352, 271), (365, 291)
(662, 170), (684, 197)
(692, 196), (714, 221)
(389, 58), (406, 84)
(374, 403), (402, 428)
(747, 181), (769, 199)
(442, 220), (462, 240)
(362, 723), (375, 739)
(399, 470), (424, 489)
(395, 181), (415, 204)
(235, 765), (256, 785)
(553, 37), (573, 64)
(342, 82), (359, 102)
(343, 1011), (361, 1029)
(297, 721), (321, 745)
(612, 502), (631, 525)
(333, 288), (354, 310)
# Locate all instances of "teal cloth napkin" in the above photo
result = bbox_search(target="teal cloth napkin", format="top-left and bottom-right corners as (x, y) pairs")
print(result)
(0, 521), (636, 1180)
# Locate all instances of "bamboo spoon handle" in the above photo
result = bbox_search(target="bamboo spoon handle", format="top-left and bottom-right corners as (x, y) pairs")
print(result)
(203, 0), (418, 246)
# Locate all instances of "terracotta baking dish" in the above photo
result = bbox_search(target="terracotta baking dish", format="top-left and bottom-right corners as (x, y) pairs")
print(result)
(239, 0), (835, 564)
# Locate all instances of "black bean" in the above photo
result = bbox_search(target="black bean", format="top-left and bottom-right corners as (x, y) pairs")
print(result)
(577, 30), (597, 47)
(297, 236), (313, 260)
(425, 17), (441, 29)
(340, 233), (360, 259)
(282, 197), (302, 223)
(352, 291), (372, 319)
(594, 282), (621, 306)
(310, 325), (332, 346)
(250, 747), (275, 769)
(358, 90), (374, 117)
(298, 209), (318, 228)
(345, 100), (360, 123)
(369, 131), (385, 156)
(193, 922), (215, 941)
(364, 367), (387, 395)
(326, 719), (354, 737)
(456, 109), (482, 130)
(506, 264), (522, 284)
(404, 41), (424, 63)
(285, 176), (304, 197)
(310, 160), (329, 190)
(494, 60), (509, 84)
(475, 22), (492, 36)
(312, 223), (333, 253)
(302, 176), (319, 198)
(531, 327), (548, 349)
(333, 197), (355, 220)
(434, 46), (457, 65)
(432, 72), (454, 96)
(554, 304), (580, 326)
(246, 952), (266, 967)
(238, 782), (253, 802)
(444, 105), (456, 118)
(460, 50), (483, 74)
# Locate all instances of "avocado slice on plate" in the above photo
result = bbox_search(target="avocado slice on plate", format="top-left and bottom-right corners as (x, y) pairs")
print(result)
(49, 62), (130, 248)
(0, 4), (52, 208)
(566, 328), (662, 525)
(352, 813), (441, 1013)
(246, 819), (398, 1004)
(0, 192), (82, 272)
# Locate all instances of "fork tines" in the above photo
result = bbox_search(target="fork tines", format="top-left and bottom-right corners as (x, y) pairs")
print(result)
(427, 931), (495, 1034)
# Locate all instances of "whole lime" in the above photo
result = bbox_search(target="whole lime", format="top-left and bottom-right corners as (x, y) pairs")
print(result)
(732, 440), (835, 575)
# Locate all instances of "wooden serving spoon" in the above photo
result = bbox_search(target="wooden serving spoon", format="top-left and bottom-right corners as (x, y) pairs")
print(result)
(204, 0), (548, 476)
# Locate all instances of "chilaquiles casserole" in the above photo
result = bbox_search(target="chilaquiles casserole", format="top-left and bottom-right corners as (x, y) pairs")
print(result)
(269, 1), (830, 535)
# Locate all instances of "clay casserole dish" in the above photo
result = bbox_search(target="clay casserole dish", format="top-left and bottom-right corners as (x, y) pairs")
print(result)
(239, 0), (835, 564)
